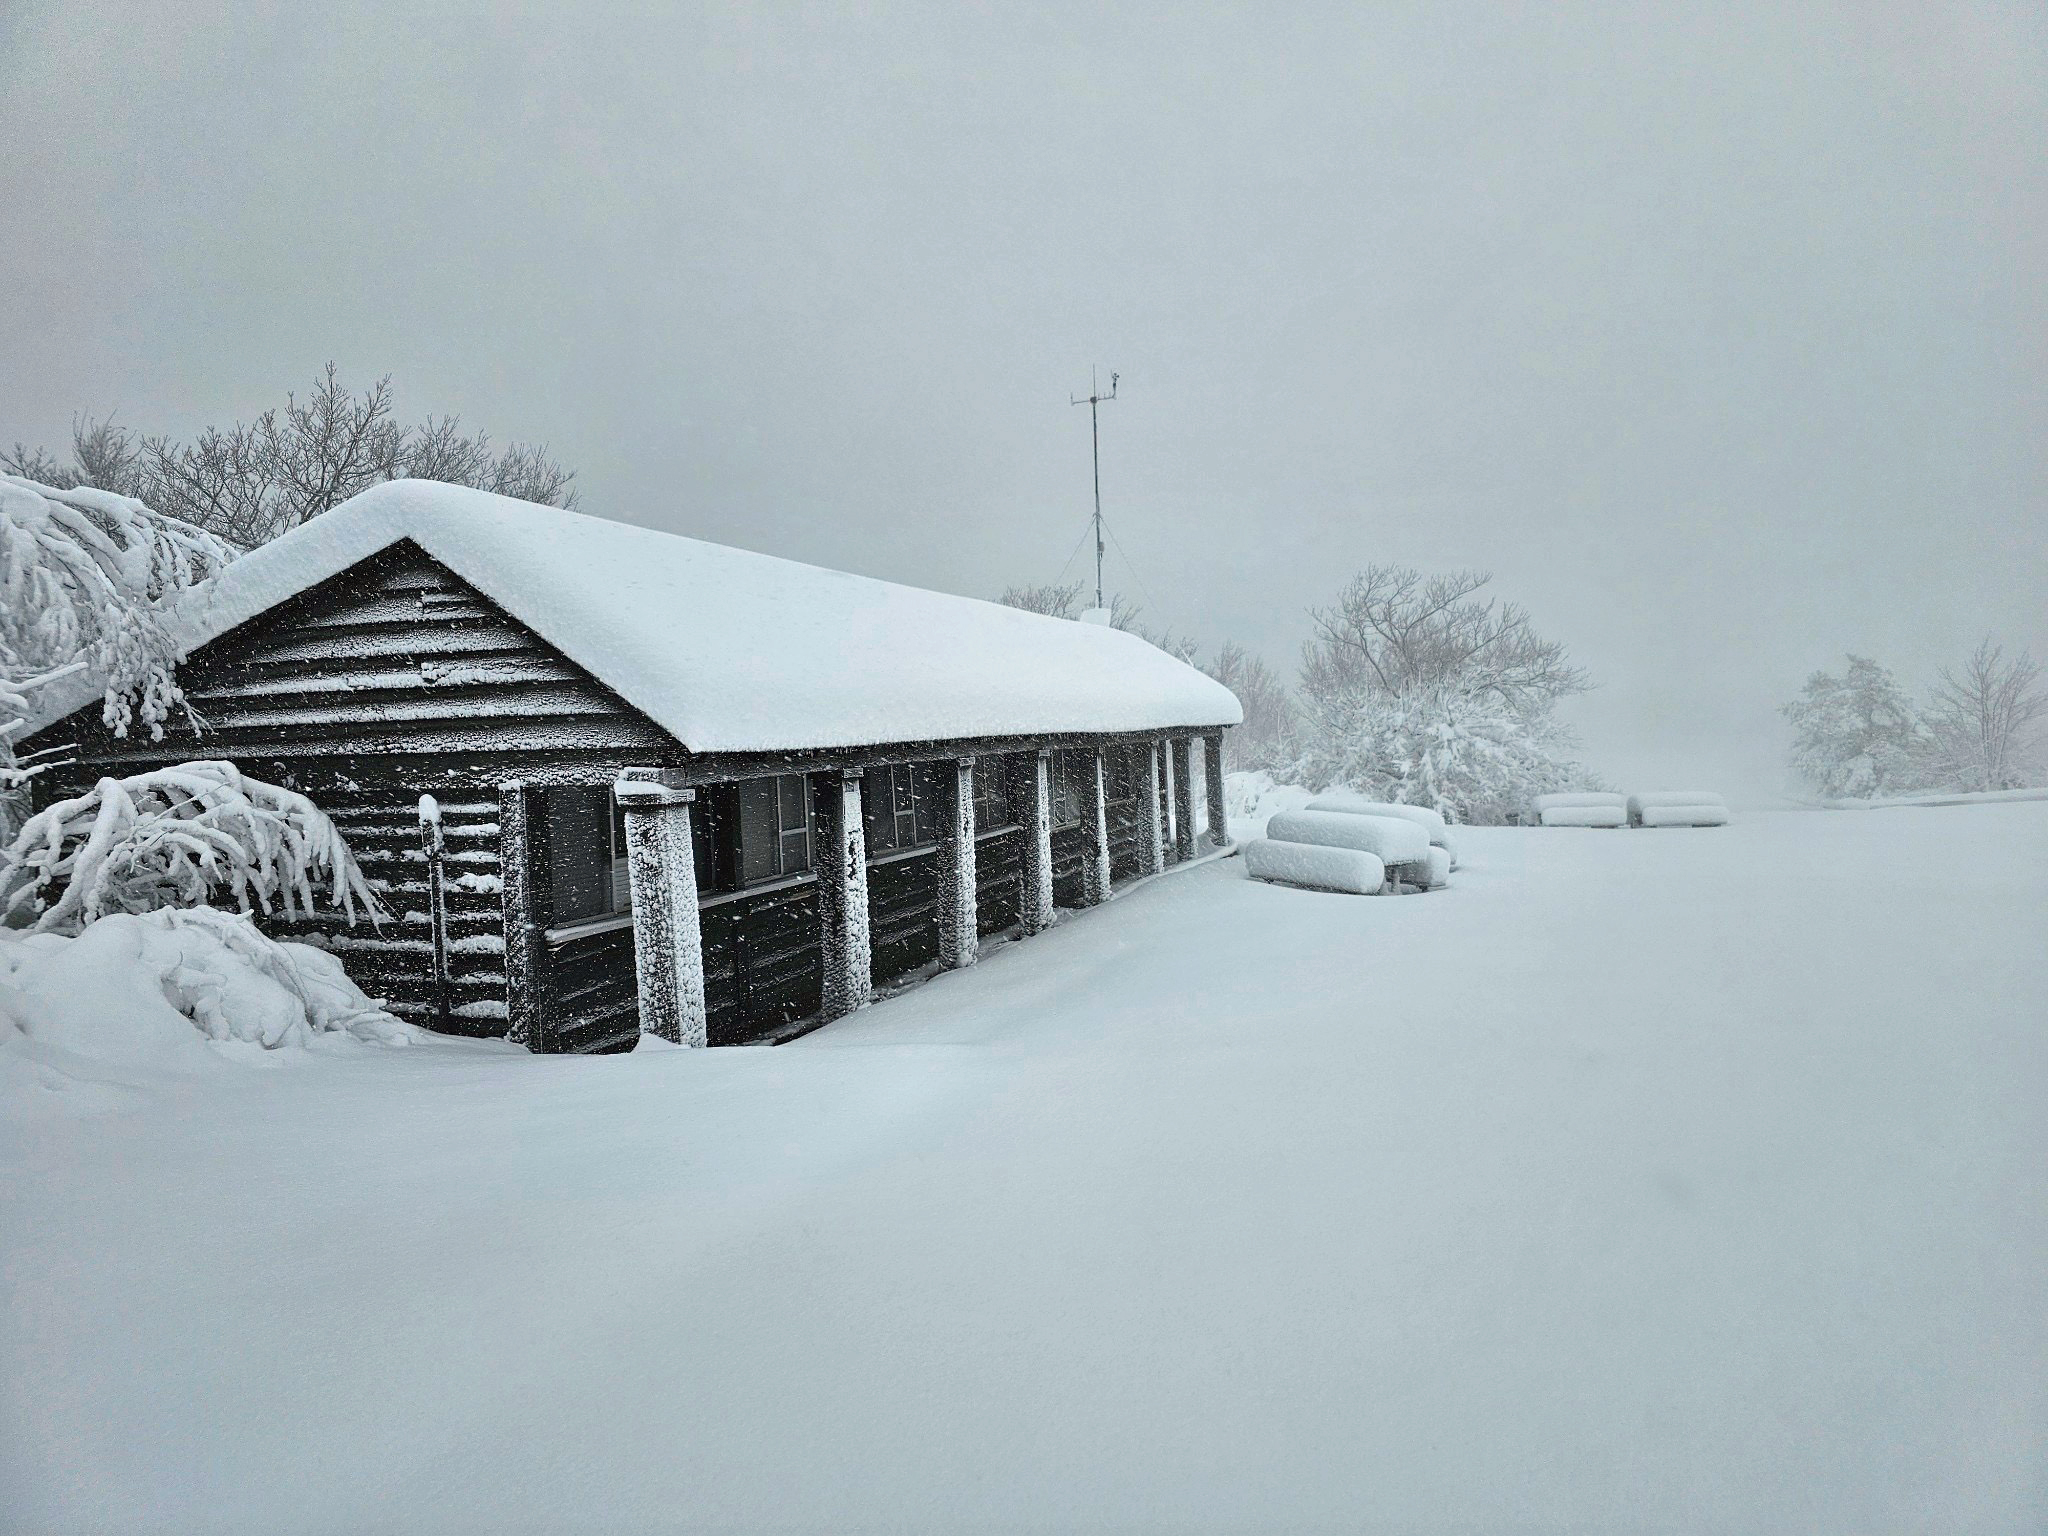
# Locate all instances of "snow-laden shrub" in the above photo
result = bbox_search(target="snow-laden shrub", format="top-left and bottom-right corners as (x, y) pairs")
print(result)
(1223, 771), (1316, 841)
(0, 474), (238, 744)
(2, 761), (381, 934)
(1292, 682), (1596, 826)
(0, 906), (416, 1066)
(1, 475), (239, 837)
(1293, 566), (1598, 824)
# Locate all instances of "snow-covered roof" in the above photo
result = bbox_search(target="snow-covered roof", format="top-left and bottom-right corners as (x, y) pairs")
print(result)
(29, 480), (1240, 753)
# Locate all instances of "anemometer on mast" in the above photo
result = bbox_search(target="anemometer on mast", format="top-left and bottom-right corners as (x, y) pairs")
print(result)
(1071, 368), (1119, 612)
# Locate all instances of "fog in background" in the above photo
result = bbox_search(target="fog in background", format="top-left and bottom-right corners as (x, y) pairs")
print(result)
(4, 2), (2041, 804)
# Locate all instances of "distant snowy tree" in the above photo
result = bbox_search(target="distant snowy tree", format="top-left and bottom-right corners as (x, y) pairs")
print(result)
(2, 760), (381, 935)
(6, 364), (579, 547)
(1919, 637), (2046, 793)
(0, 475), (238, 833)
(1203, 642), (1295, 771)
(1292, 566), (1594, 822)
(1780, 655), (1929, 799)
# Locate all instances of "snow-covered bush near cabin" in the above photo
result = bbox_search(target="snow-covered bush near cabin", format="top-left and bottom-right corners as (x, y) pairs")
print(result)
(0, 474), (238, 833)
(1224, 770), (1316, 841)
(2, 761), (381, 934)
(1, 906), (416, 1075)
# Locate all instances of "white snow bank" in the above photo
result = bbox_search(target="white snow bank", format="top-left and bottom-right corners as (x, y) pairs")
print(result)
(1638, 804), (1731, 828)
(21, 480), (1241, 752)
(1303, 792), (1458, 867)
(1224, 771), (1315, 841)
(1539, 804), (1627, 828)
(1, 908), (417, 1112)
(1241, 838), (1386, 894)
(1817, 786), (2048, 810)
(1266, 809), (1432, 867)
(1534, 792), (1625, 812)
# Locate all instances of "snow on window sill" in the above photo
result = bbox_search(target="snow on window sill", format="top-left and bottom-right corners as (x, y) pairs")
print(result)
(700, 870), (817, 909)
(869, 841), (938, 867)
(544, 911), (634, 945)
(975, 821), (1022, 841)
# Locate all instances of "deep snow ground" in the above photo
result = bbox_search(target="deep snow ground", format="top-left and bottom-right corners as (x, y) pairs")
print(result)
(3, 807), (2044, 1533)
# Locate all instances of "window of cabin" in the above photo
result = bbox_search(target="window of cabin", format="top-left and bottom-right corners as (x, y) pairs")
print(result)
(972, 757), (1012, 831)
(1106, 745), (1137, 805)
(864, 763), (940, 855)
(735, 773), (813, 885)
(545, 787), (631, 925)
(1050, 751), (1088, 827)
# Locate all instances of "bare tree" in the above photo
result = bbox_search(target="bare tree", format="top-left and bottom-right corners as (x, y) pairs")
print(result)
(1295, 566), (1594, 821)
(1203, 641), (1294, 770)
(1304, 566), (1590, 709)
(998, 581), (1142, 631)
(1922, 637), (2046, 792)
(11, 366), (579, 548)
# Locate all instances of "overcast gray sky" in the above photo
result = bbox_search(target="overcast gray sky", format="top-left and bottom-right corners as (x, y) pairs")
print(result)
(3, 1), (2042, 801)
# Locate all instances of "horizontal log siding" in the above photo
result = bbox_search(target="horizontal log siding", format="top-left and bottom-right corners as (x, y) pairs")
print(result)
(544, 927), (640, 1054)
(1050, 822), (1091, 908)
(974, 826), (1023, 937)
(703, 881), (824, 1044)
(868, 850), (940, 985)
(1106, 743), (1147, 880)
(55, 541), (671, 767)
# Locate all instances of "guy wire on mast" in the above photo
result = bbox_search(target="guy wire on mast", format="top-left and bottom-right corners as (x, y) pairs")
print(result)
(1071, 367), (1119, 611)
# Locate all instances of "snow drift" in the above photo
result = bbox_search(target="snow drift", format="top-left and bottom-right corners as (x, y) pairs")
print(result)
(1223, 771), (1316, 841)
(1, 908), (417, 1111)
(1242, 838), (1386, 894)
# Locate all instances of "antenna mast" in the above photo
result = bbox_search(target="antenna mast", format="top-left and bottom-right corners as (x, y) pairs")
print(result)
(1071, 368), (1118, 610)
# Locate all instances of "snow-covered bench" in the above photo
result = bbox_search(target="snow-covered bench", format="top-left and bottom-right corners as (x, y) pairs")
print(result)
(1242, 839), (1387, 895)
(1626, 792), (1729, 828)
(1302, 791), (1459, 870)
(1533, 792), (1627, 828)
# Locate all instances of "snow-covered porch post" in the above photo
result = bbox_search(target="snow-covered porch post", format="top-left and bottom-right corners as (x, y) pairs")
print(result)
(1021, 749), (1055, 935)
(1082, 748), (1113, 906)
(1203, 730), (1230, 849)
(937, 757), (979, 970)
(1170, 736), (1196, 863)
(819, 768), (873, 1020)
(1139, 740), (1167, 876)
(614, 769), (707, 1048)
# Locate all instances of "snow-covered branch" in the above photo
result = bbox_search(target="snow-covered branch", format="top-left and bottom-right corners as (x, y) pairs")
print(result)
(2, 761), (382, 935)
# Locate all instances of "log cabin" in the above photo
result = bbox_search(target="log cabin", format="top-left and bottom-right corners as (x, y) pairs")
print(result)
(21, 481), (1241, 1051)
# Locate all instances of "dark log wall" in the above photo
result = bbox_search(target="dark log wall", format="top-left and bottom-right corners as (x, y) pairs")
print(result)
(975, 826), (1022, 936)
(263, 773), (511, 1033)
(868, 850), (940, 985)
(1050, 822), (1091, 907)
(1106, 744), (1147, 880)
(701, 879), (824, 1045)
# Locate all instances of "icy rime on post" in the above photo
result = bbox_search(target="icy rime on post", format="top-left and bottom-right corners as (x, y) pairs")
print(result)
(1203, 731), (1230, 849)
(1021, 750), (1056, 935)
(1082, 750), (1113, 906)
(1139, 741), (1167, 877)
(819, 769), (873, 1020)
(937, 758), (978, 970)
(1171, 737), (1197, 861)
(615, 772), (707, 1048)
